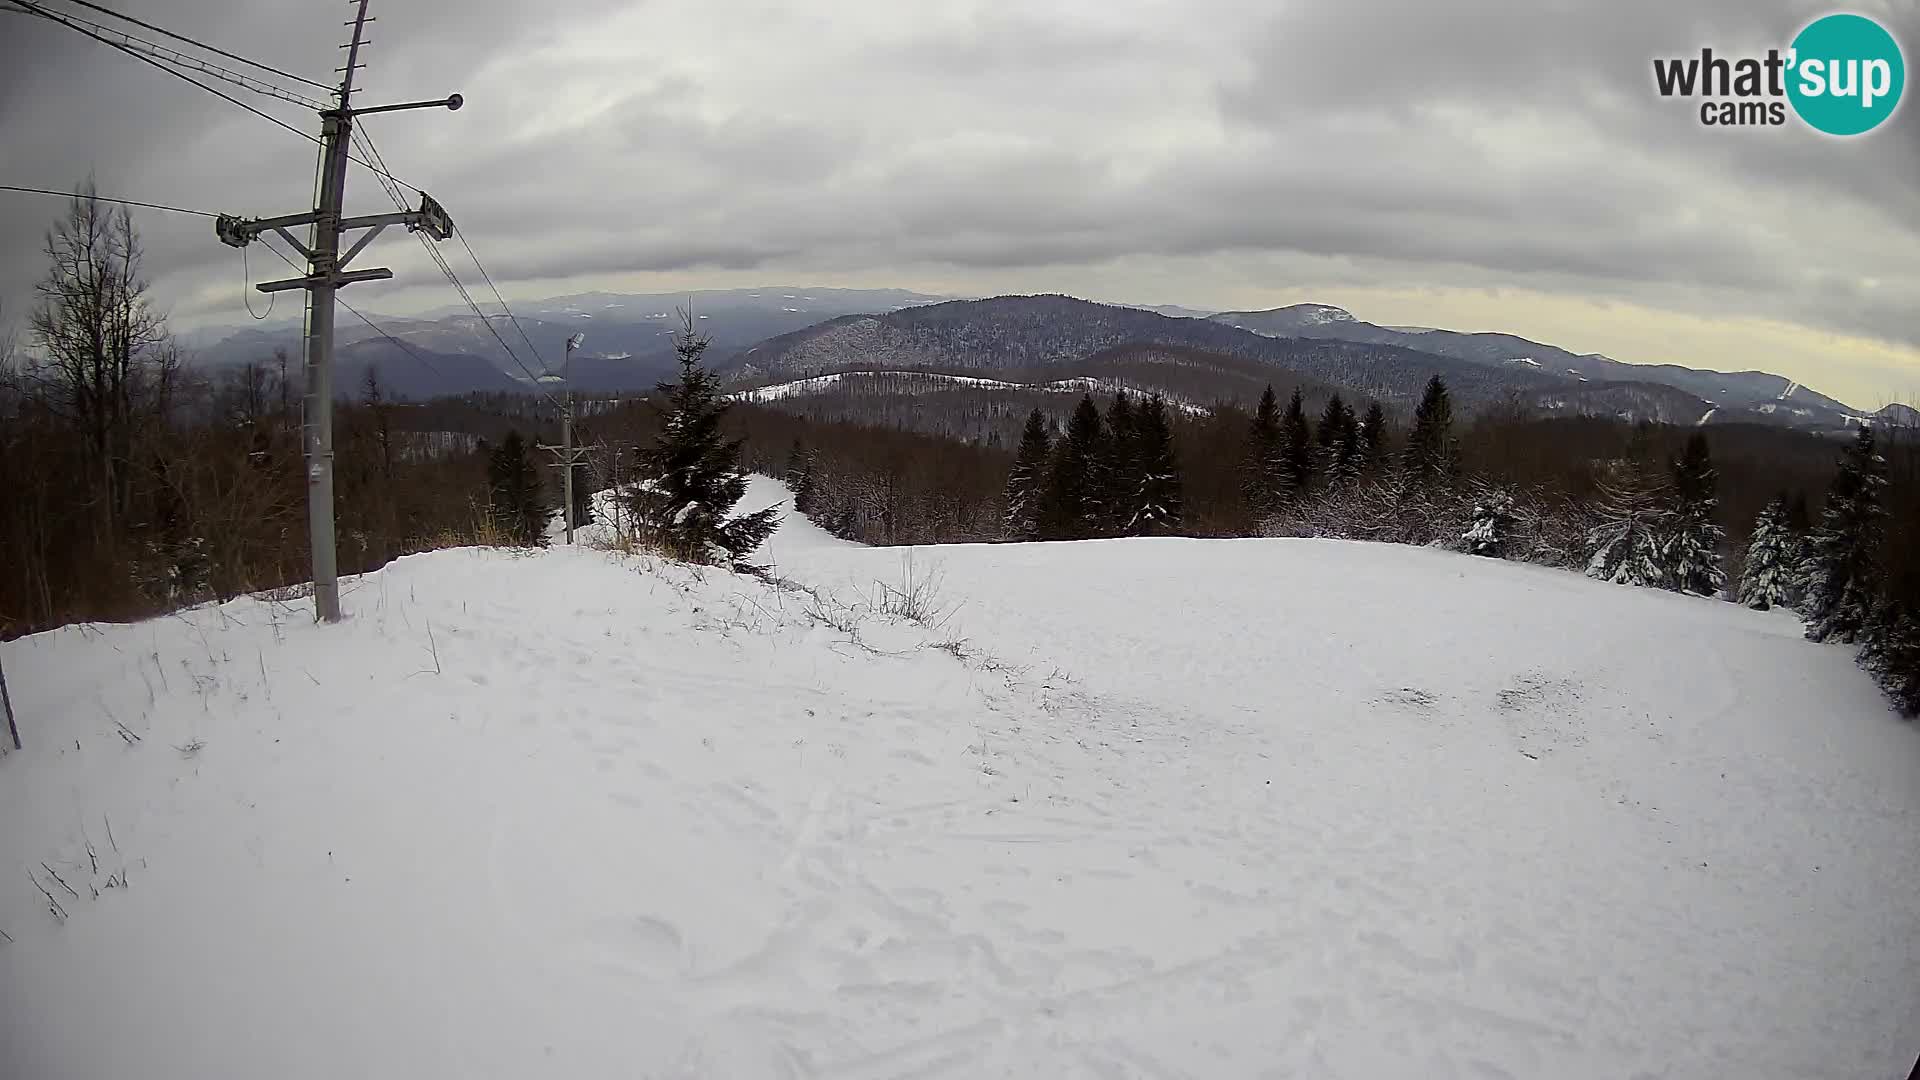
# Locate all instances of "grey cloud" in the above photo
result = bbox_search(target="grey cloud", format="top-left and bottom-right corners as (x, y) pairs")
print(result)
(3, 0), (1915, 374)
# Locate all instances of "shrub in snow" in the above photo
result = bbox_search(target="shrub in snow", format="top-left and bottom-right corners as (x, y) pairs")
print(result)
(1463, 486), (1516, 557)
(628, 322), (778, 565)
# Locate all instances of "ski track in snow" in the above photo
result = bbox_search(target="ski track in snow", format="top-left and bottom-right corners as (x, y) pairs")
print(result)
(1, 477), (1917, 1079)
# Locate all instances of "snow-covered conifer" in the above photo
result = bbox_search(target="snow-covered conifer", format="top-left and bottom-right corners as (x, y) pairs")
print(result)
(628, 319), (778, 564)
(1126, 394), (1183, 535)
(1804, 425), (1888, 644)
(1666, 433), (1726, 596)
(1277, 388), (1315, 502)
(1040, 396), (1107, 540)
(1585, 452), (1671, 588)
(1739, 497), (1796, 610)
(1003, 409), (1051, 540)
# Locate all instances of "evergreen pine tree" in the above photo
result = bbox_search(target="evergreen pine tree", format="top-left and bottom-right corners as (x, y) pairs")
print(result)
(1585, 445), (1671, 587)
(1785, 492), (1812, 533)
(1357, 401), (1389, 478)
(1104, 392), (1140, 535)
(1462, 485), (1516, 557)
(1404, 376), (1456, 484)
(1739, 496), (1796, 611)
(1039, 396), (1107, 540)
(1335, 406), (1362, 486)
(1003, 409), (1052, 540)
(1277, 388), (1315, 502)
(1784, 490), (1816, 604)
(1126, 394), (1183, 535)
(1804, 425), (1889, 644)
(628, 320), (779, 564)
(1859, 586), (1920, 716)
(485, 430), (549, 546)
(1316, 393), (1359, 488)
(784, 439), (818, 516)
(1242, 385), (1284, 517)
(1666, 432), (1726, 596)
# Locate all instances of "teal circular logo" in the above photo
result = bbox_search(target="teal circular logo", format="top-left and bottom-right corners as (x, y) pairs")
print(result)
(1787, 13), (1905, 136)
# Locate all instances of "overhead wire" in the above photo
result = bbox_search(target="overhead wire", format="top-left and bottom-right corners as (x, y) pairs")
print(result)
(7, 0), (419, 192)
(3, 2), (327, 109)
(454, 225), (550, 377)
(257, 238), (453, 385)
(352, 125), (561, 407)
(355, 123), (555, 387)
(0, 183), (217, 217)
(11, 0), (544, 403)
(241, 245), (276, 321)
(0, 183), (454, 386)
(33, 0), (334, 91)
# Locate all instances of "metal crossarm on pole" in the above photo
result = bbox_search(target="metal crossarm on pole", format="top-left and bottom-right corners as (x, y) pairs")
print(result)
(206, 0), (462, 623)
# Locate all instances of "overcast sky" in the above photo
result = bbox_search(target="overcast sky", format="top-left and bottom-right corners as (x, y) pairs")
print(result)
(2, 0), (1916, 406)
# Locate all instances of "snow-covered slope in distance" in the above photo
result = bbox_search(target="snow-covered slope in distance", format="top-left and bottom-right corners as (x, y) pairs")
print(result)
(2, 478), (1916, 1079)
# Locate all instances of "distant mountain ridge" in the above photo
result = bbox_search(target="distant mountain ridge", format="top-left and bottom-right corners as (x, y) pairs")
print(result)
(1209, 303), (1863, 426)
(722, 294), (1567, 413)
(719, 294), (1878, 434)
(188, 287), (954, 398)
(180, 286), (1893, 433)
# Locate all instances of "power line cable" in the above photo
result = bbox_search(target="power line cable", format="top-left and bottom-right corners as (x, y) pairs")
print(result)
(34, 0), (333, 91)
(4, 3), (327, 108)
(257, 238), (453, 384)
(454, 224), (549, 376)
(352, 127), (561, 407)
(9, 0), (418, 191)
(0, 183), (218, 217)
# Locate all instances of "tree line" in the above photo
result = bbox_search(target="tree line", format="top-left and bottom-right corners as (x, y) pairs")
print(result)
(5, 190), (1915, 716)
(0, 190), (501, 635)
(973, 375), (1920, 715)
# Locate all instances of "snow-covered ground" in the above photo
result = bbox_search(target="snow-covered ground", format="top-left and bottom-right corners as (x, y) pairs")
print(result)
(3, 477), (1918, 1079)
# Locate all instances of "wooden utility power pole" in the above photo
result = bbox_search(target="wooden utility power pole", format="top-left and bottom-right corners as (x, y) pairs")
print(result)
(213, 0), (461, 622)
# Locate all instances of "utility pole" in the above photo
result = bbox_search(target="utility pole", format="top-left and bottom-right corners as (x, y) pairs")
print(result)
(540, 333), (589, 544)
(213, 0), (461, 623)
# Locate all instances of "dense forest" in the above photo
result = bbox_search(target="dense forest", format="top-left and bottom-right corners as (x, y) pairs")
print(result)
(2, 192), (1915, 714)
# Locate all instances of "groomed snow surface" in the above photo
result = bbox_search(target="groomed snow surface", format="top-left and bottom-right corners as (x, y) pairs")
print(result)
(4, 477), (1918, 1079)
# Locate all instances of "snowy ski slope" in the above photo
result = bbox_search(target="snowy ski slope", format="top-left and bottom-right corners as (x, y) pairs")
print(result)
(2, 477), (1916, 1078)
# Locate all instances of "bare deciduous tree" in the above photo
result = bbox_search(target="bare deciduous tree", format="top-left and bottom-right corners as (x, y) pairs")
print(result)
(26, 183), (176, 542)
